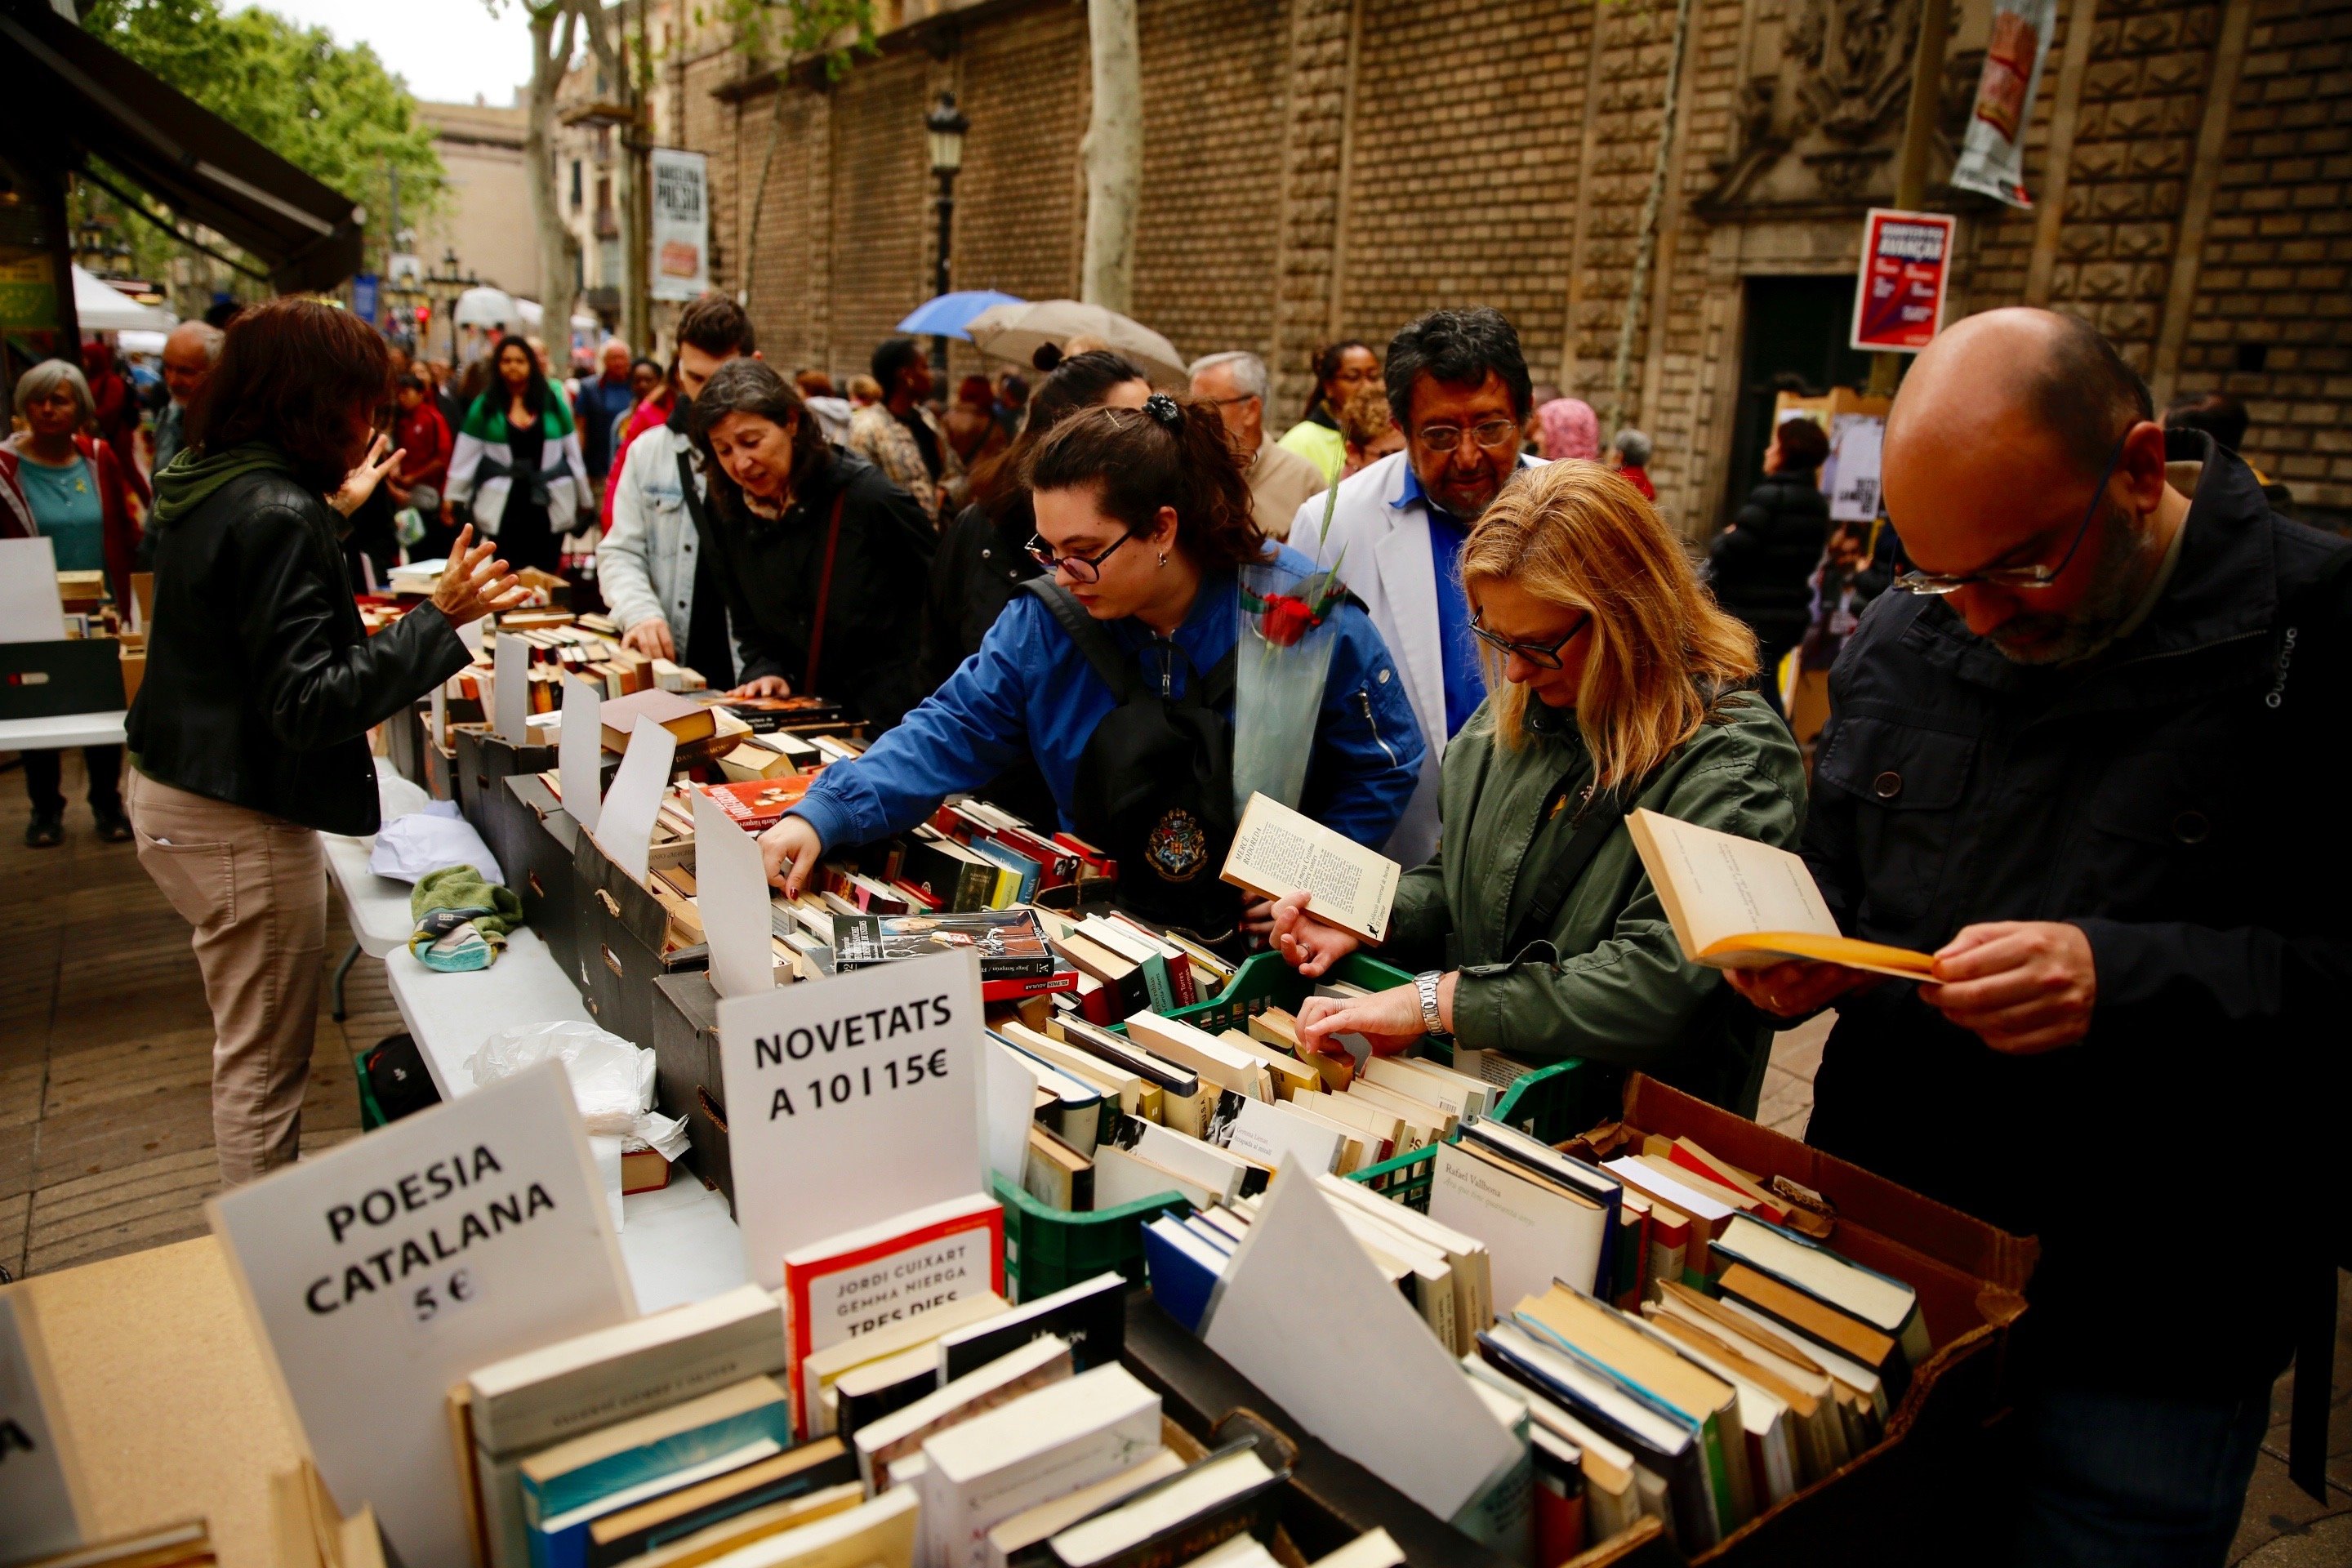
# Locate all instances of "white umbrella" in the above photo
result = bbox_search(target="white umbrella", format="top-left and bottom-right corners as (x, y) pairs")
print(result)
(71, 265), (174, 332)
(964, 299), (1187, 387)
(115, 329), (170, 356)
(453, 287), (519, 328)
(514, 297), (546, 332)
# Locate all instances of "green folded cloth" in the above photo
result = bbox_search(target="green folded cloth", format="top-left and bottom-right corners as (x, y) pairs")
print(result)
(408, 866), (525, 971)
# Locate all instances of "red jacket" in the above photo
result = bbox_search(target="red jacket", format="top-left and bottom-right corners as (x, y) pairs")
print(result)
(396, 402), (452, 491)
(0, 435), (144, 608)
(1617, 463), (1656, 501)
(600, 392), (672, 532)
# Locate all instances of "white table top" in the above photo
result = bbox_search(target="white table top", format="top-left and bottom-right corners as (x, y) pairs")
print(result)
(323, 773), (438, 957)
(0, 710), (127, 750)
(382, 929), (593, 1102)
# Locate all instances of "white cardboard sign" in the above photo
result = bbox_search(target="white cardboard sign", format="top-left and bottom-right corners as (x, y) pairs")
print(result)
(492, 630), (529, 742)
(693, 791), (776, 998)
(594, 717), (677, 887)
(0, 537), (66, 645)
(208, 1063), (635, 1568)
(559, 673), (605, 834)
(715, 948), (987, 1289)
(0, 1293), (82, 1557)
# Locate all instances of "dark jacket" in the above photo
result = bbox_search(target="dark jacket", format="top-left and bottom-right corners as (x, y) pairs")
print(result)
(1710, 474), (1831, 654)
(1802, 431), (2352, 1396)
(703, 449), (936, 733)
(1387, 692), (1805, 1116)
(925, 499), (1041, 688)
(127, 469), (471, 835)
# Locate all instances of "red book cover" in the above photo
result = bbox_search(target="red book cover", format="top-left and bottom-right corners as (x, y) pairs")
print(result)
(981, 965), (1080, 1003)
(697, 774), (816, 833)
(781, 1195), (1006, 1440)
(1664, 1143), (1786, 1225)
(1534, 1471), (1586, 1565)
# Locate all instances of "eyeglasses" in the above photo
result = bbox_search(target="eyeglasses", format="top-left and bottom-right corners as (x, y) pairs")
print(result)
(1416, 418), (1522, 453)
(1470, 609), (1589, 670)
(1027, 530), (1136, 584)
(1893, 430), (2132, 595)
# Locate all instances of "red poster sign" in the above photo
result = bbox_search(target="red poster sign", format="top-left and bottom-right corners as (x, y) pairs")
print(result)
(1851, 208), (1956, 353)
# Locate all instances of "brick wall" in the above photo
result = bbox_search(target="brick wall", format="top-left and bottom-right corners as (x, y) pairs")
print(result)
(670, 0), (2350, 523)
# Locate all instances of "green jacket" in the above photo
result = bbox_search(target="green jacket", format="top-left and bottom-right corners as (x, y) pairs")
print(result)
(1384, 689), (1806, 1116)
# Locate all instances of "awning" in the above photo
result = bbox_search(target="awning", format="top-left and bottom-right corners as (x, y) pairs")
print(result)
(74, 265), (176, 332)
(1, 1), (364, 294)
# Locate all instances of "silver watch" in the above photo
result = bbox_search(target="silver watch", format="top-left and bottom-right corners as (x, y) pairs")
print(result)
(1415, 970), (1445, 1036)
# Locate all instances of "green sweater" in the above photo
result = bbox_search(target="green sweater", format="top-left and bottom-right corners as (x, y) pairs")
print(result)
(1384, 689), (1806, 1116)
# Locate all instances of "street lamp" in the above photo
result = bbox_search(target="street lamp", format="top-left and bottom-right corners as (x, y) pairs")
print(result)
(924, 91), (969, 372)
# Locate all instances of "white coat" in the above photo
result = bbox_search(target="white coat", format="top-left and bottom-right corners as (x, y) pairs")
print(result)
(1290, 448), (1545, 866)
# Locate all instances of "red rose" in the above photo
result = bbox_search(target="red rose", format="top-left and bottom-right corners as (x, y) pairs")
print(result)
(1261, 594), (1318, 648)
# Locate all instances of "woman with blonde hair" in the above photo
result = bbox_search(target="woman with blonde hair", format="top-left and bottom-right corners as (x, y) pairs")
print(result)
(1268, 461), (1805, 1112)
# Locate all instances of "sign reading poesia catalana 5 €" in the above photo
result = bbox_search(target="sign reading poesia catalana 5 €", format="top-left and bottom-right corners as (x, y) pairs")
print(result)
(209, 1062), (632, 1568)
(716, 946), (989, 1290)
(649, 146), (710, 302)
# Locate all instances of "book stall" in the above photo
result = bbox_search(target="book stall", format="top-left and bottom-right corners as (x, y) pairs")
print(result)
(2, 595), (2038, 1568)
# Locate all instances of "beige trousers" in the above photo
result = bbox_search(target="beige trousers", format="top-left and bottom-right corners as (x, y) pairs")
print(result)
(127, 769), (326, 1187)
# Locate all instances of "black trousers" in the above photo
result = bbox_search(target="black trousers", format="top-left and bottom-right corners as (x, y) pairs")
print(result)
(22, 746), (123, 816)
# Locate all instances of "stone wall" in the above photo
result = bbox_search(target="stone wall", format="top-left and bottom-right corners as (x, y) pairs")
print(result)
(675, 0), (2350, 523)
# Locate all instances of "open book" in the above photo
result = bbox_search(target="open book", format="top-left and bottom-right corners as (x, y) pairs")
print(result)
(1625, 809), (1933, 981)
(1220, 793), (1400, 944)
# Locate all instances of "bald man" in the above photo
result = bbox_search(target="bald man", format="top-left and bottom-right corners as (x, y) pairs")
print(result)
(1731, 308), (2351, 1563)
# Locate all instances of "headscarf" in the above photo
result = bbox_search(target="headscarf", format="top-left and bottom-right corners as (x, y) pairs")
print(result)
(1535, 398), (1601, 462)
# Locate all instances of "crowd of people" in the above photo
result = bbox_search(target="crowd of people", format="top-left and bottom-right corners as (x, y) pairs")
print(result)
(1, 279), (2341, 1568)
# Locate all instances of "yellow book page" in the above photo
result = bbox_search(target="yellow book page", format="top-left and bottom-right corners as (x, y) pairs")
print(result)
(1696, 931), (1935, 980)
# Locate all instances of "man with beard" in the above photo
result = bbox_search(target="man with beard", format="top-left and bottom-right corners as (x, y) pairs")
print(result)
(1731, 307), (2351, 1566)
(1298, 307), (1544, 866)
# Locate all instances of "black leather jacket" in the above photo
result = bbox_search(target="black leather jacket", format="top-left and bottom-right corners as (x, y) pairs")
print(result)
(127, 470), (471, 835)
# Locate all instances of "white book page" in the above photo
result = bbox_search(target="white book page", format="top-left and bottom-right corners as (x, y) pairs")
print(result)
(1223, 793), (1398, 942)
(1629, 810), (1837, 954)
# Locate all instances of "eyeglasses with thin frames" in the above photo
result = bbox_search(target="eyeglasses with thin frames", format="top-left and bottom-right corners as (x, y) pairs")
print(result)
(1470, 608), (1590, 670)
(1027, 530), (1136, 585)
(1892, 430), (2132, 595)
(1416, 418), (1522, 454)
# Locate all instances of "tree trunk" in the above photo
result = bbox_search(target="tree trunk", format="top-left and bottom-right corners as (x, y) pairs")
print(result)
(577, 0), (647, 352)
(1080, 0), (1141, 311)
(525, 2), (581, 349)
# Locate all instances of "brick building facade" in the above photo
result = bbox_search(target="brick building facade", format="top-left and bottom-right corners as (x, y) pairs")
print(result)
(666, 0), (2350, 531)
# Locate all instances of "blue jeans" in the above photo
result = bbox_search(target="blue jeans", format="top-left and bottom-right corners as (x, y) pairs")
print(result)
(2016, 1386), (2270, 1566)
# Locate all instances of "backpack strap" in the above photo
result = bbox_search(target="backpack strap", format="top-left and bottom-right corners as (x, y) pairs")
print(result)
(1019, 577), (1141, 702)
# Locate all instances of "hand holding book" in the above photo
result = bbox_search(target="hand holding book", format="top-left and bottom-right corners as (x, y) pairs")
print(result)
(1266, 890), (1358, 978)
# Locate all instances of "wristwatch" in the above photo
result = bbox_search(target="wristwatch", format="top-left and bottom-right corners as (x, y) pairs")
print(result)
(1414, 970), (1446, 1036)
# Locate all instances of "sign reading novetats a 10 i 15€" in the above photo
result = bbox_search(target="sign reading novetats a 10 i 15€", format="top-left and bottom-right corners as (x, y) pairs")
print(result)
(1850, 208), (1957, 354)
(208, 1062), (634, 1568)
(716, 947), (989, 1290)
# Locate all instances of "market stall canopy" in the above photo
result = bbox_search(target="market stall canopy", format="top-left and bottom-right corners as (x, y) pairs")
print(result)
(73, 266), (174, 333)
(2, 0), (364, 294)
(897, 290), (1026, 342)
(964, 299), (1187, 386)
(453, 287), (520, 329)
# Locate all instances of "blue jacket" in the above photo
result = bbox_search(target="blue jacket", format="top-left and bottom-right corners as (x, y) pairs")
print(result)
(791, 543), (1426, 853)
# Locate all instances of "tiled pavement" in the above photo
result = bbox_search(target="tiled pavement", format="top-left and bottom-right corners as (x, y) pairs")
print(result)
(0, 751), (2342, 1557)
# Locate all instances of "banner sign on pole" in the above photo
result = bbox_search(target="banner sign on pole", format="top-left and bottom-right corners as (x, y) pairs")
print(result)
(649, 149), (710, 303)
(1951, 0), (2058, 208)
(1850, 209), (1956, 354)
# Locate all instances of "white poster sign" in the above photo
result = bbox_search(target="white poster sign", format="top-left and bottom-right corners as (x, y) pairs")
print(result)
(693, 791), (777, 999)
(208, 1063), (634, 1568)
(558, 674), (604, 835)
(715, 949), (987, 1288)
(649, 148), (710, 303)
(1824, 413), (1886, 523)
(594, 717), (677, 887)
(492, 630), (529, 743)
(0, 537), (65, 644)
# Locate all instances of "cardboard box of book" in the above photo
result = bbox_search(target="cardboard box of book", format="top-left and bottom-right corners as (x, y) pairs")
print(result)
(454, 724), (557, 852)
(381, 696), (426, 787)
(1561, 1073), (2035, 1564)
(648, 970), (737, 1213)
(569, 825), (702, 1049)
(501, 773), (586, 985)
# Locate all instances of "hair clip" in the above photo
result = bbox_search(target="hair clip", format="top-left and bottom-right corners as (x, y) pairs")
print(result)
(1143, 393), (1181, 427)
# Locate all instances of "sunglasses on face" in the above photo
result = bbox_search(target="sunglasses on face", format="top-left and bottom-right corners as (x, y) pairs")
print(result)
(1470, 608), (1590, 669)
(1027, 530), (1137, 584)
(1892, 429), (2132, 595)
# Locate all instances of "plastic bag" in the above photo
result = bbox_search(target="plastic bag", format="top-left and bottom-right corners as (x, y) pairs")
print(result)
(467, 1020), (656, 1136)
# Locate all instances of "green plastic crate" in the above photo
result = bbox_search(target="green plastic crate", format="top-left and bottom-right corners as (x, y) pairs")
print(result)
(1112, 949), (1418, 1034)
(1343, 1055), (1618, 1213)
(991, 1174), (1188, 1304)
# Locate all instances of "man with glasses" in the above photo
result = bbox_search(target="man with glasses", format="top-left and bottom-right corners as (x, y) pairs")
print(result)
(1296, 307), (1543, 865)
(1733, 307), (2352, 1565)
(1188, 350), (1325, 540)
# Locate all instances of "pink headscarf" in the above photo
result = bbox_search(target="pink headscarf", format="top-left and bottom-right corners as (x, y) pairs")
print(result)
(1535, 398), (1601, 462)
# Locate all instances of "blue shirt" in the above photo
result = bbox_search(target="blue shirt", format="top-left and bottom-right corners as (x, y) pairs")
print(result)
(17, 455), (105, 572)
(1396, 463), (1487, 740)
(792, 541), (1425, 853)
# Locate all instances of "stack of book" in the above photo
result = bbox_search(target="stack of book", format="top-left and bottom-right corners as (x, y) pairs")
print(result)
(11, 1523), (219, 1568)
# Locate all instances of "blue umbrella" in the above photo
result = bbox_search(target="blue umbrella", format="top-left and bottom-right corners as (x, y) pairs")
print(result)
(897, 290), (1026, 341)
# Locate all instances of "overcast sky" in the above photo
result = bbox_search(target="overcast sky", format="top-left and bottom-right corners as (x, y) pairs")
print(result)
(249, 0), (535, 108)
